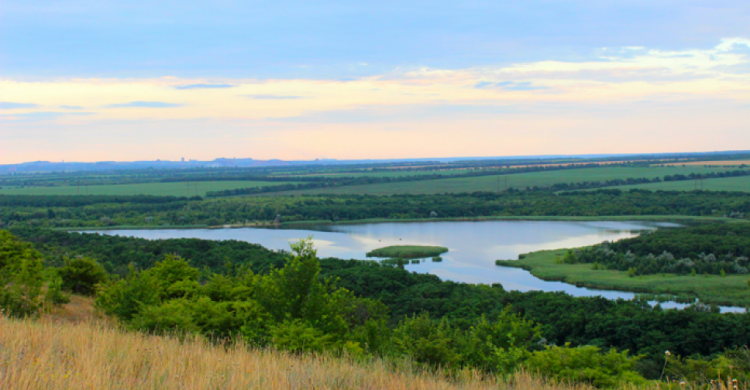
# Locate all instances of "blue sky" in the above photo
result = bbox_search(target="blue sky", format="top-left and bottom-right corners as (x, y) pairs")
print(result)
(1, 1), (749, 162)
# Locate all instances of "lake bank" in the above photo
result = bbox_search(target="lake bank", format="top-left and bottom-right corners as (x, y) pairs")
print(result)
(497, 249), (750, 308)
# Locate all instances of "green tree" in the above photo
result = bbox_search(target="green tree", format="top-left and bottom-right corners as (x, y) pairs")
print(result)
(0, 231), (46, 316)
(58, 257), (109, 296)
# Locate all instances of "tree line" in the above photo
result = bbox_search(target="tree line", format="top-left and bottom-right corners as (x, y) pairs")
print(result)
(569, 223), (750, 276)
(1, 190), (750, 229)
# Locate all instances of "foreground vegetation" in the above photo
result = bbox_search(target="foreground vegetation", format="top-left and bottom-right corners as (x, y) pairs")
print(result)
(2, 313), (540, 390)
(366, 245), (449, 259)
(4, 228), (750, 388)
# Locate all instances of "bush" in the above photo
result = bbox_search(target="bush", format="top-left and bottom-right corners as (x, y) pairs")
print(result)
(0, 231), (46, 316)
(525, 344), (646, 388)
(462, 309), (541, 374)
(58, 257), (109, 296)
(391, 313), (461, 368)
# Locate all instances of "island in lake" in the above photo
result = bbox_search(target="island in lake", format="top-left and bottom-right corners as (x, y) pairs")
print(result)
(366, 245), (448, 259)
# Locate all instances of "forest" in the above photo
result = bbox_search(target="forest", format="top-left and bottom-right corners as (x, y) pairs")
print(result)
(2, 189), (750, 229)
(570, 223), (750, 276)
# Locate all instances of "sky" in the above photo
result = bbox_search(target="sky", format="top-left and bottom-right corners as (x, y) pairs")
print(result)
(1, 0), (750, 163)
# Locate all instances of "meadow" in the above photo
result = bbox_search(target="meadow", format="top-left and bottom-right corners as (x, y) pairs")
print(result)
(263, 166), (736, 196)
(0, 180), (298, 197)
(596, 175), (750, 193)
(496, 249), (750, 307)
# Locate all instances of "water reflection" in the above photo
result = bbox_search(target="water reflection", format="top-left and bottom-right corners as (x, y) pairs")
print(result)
(92, 220), (744, 313)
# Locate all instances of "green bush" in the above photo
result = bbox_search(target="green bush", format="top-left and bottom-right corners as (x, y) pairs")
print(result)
(462, 308), (541, 374)
(0, 230), (46, 316)
(525, 344), (646, 388)
(45, 276), (70, 305)
(391, 313), (461, 368)
(58, 257), (109, 296)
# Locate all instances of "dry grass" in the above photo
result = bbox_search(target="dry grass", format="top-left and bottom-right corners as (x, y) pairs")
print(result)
(0, 312), (604, 390)
(42, 295), (100, 324)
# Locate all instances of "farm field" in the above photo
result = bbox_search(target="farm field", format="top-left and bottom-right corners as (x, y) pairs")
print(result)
(596, 175), (750, 193)
(263, 166), (736, 195)
(496, 248), (750, 307)
(0, 180), (298, 197)
(280, 168), (477, 178)
(660, 160), (750, 166)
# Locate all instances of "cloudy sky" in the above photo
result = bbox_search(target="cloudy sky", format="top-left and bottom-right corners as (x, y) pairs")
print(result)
(1, 0), (749, 163)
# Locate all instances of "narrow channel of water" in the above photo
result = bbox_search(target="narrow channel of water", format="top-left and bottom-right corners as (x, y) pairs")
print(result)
(92, 220), (744, 313)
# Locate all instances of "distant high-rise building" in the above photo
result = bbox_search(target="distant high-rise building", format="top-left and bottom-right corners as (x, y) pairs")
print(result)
(181, 157), (185, 162)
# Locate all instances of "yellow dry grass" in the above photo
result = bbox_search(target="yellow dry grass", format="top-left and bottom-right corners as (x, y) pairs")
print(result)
(0, 313), (602, 390)
(0, 298), (741, 390)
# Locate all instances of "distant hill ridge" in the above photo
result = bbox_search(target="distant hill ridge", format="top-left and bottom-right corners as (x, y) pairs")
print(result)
(2, 150), (750, 174)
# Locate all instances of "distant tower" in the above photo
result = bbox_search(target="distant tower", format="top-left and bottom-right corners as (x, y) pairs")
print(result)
(181, 157), (185, 162)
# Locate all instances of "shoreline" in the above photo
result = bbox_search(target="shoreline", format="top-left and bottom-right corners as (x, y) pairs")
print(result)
(61, 214), (745, 232)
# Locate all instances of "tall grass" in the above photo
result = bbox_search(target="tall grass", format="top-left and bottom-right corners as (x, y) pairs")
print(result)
(0, 313), (602, 390)
(1, 298), (744, 389)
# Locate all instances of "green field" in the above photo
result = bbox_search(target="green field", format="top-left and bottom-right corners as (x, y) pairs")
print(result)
(0, 180), (299, 197)
(497, 249), (750, 307)
(264, 166), (735, 195)
(283, 169), (478, 178)
(595, 175), (750, 193)
(366, 245), (449, 259)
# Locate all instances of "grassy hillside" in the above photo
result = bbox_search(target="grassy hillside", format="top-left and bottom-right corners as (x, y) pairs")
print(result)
(595, 175), (750, 193)
(496, 249), (750, 307)
(2, 302), (593, 390)
(0, 180), (298, 197)
(262, 166), (735, 196)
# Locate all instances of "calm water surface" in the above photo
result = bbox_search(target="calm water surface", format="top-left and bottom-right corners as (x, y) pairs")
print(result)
(96, 220), (690, 300)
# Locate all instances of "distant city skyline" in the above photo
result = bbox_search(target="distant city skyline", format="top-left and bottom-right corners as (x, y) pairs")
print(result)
(1, 1), (749, 164)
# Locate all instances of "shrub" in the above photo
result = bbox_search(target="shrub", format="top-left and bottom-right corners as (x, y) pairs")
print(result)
(0, 231), (46, 316)
(391, 313), (461, 368)
(525, 344), (646, 388)
(58, 257), (109, 296)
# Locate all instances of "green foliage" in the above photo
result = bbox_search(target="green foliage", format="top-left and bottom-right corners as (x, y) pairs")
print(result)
(0, 230), (47, 316)
(5, 188), (750, 230)
(96, 238), (385, 360)
(574, 224), (750, 276)
(664, 347), (750, 386)
(44, 276), (70, 305)
(58, 257), (109, 295)
(95, 267), (162, 321)
(526, 344), (646, 388)
(462, 309), (541, 374)
(391, 313), (462, 368)
(269, 319), (332, 354)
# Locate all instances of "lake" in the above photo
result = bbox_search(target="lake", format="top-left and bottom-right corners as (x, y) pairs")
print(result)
(94, 220), (701, 303)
